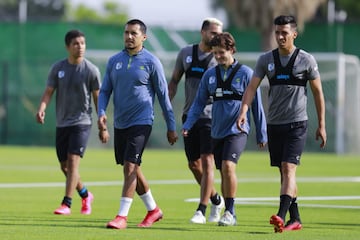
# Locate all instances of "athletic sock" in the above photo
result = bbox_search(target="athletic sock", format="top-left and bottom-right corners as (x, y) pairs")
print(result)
(289, 197), (301, 222)
(224, 198), (235, 215)
(118, 197), (133, 217)
(78, 186), (88, 198)
(197, 203), (207, 216)
(277, 194), (292, 220)
(139, 190), (157, 211)
(62, 196), (72, 208)
(210, 192), (221, 205)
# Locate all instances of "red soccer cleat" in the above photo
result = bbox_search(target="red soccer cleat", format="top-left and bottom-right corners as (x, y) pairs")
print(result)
(137, 206), (163, 227)
(270, 215), (284, 233)
(106, 215), (127, 229)
(284, 219), (303, 231)
(80, 191), (94, 215)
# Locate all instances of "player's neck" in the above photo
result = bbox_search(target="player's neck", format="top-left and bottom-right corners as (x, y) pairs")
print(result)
(68, 56), (83, 65)
(278, 45), (296, 56)
(199, 41), (211, 53)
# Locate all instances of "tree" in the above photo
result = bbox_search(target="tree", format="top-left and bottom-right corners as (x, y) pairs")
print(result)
(65, 1), (128, 25)
(0, 0), (65, 22)
(211, 0), (327, 50)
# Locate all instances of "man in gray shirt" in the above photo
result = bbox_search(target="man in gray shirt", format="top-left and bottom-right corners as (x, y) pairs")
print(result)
(36, 29), (101, 215)
(168, 18), (224, 224)
(237, 15), (327, 233)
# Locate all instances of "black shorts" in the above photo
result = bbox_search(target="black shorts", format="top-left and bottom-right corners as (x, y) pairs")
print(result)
(55, 124), (91, 162)
(267, 121), (308, 167)
(212, 133), (247, 170)
(114, 125), (152, 166)
(182, 115), (212, 162)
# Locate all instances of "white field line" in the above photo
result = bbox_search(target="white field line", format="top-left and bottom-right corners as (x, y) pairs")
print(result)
(1, 176), (359, 188)
(185, 196), (360, 209)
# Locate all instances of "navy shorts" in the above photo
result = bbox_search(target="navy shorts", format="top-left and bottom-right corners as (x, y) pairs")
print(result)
(55, 124), (91, 162)
(267, 120), (308, 167)
(114, 125), (152, 166)
(182, 115), (212, 162)
(212, 133), (247, 170)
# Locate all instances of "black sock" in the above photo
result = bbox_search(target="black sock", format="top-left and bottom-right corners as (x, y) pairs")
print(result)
(277, 194), (292, 221)
(289, 197), (301, 222)
(78, 187), (88, 198)
(210, 193), (221, 205)
(62, 196), (72, 208)
(224, 198), (235, 215)
(197, 203), (207, 215)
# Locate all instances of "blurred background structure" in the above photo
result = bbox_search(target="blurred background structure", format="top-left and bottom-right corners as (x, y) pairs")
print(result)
(0, 0), (360, 154)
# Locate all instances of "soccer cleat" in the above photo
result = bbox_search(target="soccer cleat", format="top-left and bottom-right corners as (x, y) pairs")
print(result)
(218, 210), (236, 226)
(137, 206), (163, 227)
(284, 219), (302, 231)
(106, 215), (127, 229)
(54, 204), (71, 215)
(270, 215), (284, 233)
(208, 196), (225, 222)
(190, 210), (206, 224)
(81, 191), (94, 215)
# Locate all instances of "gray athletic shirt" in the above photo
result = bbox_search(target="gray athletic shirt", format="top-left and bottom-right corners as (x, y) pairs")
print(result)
(47, 58), (101, 127)
(174, 45), (218, 118)
(253, 48), (320, 124)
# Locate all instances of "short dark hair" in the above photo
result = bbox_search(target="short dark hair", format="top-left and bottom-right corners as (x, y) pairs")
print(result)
(210, 32), (237, 53)
(65, 30), (85, 46)
(201, 17), (223, 31)
(274, 15), (297, 29)
(126, 19), (147, 34)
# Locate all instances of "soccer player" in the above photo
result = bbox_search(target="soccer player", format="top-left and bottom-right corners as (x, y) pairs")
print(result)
(183, 32), (267, 226)
(168, 18), (225, 224)
(36, 29), (100, 215)
(237, 15), (327, 233)
(98, 19), (178, 229)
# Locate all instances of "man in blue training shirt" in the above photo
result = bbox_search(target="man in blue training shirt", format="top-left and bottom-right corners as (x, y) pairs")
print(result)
(97, 19), (178, 229)
(183, 32), (267, 226)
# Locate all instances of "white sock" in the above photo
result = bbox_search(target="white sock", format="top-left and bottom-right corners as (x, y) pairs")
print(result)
(139, 190), (157, 211)
(118, 197), (133, 217)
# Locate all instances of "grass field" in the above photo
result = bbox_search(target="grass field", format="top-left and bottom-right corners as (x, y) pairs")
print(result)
(0, 145), (359, 240)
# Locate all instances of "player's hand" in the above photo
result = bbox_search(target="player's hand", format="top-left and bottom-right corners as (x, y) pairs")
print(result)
(36, 111), (45, 124)
(98, 129), (110, 143)
(182, 129), (189, 137)
(258, 142), (267, 149)
(236, 113), (247, 132)
(167, 130), (178, 145)
(316, 126), (327, 148)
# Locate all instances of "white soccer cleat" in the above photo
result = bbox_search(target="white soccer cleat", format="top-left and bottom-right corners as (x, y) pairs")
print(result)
(218, 210), (237, 226)
(190, 210), (206, 224)
(208, 196), (224, 222)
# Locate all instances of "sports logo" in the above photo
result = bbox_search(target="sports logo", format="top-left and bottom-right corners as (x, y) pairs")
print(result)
(186, 56), (192, 63)
(268, 63), (275, 72)
(209, 76), (216, 84)
(58, 71), (65, 78)
(116, 62), (122, 70)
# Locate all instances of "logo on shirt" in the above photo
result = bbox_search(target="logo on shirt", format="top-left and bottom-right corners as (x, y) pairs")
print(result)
(116, 62), (122, 70)
(236, 77), (241, 83)
(58, 71), (65, 78)
(139, 65), (145, 70)
(186, 56), (192, 63)
(268, 63), (275, 72)
(209, 76), (216, 84)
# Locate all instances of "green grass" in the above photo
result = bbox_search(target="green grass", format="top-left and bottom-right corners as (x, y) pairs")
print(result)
(0, 145), (359, 240)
